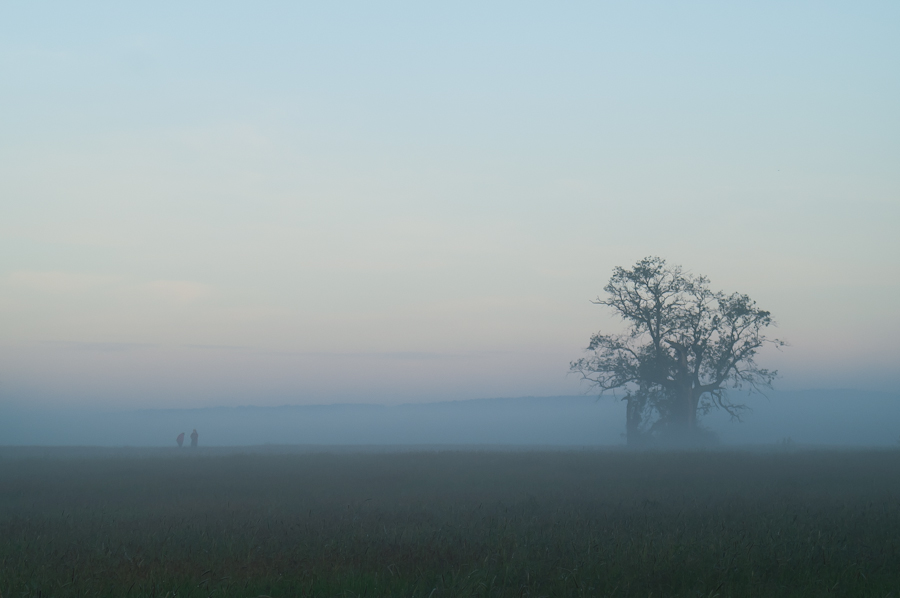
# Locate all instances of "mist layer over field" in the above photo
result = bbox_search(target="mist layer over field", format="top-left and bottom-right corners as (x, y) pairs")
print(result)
(2, 390), (898, 448)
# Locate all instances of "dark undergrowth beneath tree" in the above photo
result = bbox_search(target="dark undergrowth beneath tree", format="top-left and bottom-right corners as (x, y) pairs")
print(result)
(2, 448), (900, 597)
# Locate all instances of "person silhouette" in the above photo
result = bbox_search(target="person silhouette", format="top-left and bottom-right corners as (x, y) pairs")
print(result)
(176, 432), (185, 447)
(190, 429), (198, 448)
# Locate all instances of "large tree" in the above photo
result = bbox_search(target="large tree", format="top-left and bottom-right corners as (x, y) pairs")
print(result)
(570, 257), (783, 445)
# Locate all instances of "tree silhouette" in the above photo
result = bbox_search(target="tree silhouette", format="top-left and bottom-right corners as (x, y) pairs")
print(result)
(570, 257), (784, 445)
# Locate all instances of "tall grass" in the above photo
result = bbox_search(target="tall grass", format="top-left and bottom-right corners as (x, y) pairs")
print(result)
(2, 448), (899, 597)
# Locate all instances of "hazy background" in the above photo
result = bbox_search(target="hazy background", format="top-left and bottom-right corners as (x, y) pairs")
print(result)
(2, 391), (898, 448)
(2, 4), (898, 422)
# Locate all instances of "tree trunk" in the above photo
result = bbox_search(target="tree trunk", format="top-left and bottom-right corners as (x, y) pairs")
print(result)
(625, 394), (644, 446)
(687, 389), (701, 430)
(671, 347), (695, 432)
(685, 391), (696, 430)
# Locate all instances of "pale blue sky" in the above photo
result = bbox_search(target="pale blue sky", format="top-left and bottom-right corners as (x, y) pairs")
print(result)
(1, 2), (898, 407)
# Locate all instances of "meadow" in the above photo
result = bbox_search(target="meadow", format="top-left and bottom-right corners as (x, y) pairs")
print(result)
(1, 447), (900, 597)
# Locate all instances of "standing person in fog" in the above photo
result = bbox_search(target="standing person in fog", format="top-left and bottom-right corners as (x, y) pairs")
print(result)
(176, 432), (185, 447)
(190, 429), (198, 448)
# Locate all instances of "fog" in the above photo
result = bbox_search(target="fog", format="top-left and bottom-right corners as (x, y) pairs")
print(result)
(1, 390), (896, 448)
(2, 4), (898, 443)
(5, 6), (900, 598)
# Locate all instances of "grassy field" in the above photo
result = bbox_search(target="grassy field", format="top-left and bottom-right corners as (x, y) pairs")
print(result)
(2, 447), (900, 597)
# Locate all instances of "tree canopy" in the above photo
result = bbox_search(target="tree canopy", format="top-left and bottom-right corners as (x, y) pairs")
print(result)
(570, 257), (784, 444)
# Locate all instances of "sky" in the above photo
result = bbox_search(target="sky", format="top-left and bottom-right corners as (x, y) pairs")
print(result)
(1, 2), (898, 409)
